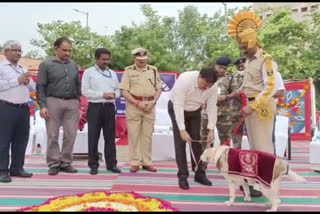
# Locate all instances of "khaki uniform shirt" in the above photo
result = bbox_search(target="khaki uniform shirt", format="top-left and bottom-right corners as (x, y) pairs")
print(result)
(240, 48), (277, 116)
(240, 48), (277, 99)
(119, 64), (162, 97)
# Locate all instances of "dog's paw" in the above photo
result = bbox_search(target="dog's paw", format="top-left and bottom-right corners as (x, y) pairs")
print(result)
(244, 196), (252, 202)
(225, 200), (233, 206)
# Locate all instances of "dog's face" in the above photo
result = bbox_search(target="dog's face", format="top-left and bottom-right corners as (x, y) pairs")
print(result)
(200, 147), (217, 170)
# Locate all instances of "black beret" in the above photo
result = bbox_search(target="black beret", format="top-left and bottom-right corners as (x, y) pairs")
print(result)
(234, 57), (246, 65)
(215, 56), (232, 66)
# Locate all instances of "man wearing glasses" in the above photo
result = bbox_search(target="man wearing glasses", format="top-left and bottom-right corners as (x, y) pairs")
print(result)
(0, 40), (36, 183)
(36, 37), (81, 176)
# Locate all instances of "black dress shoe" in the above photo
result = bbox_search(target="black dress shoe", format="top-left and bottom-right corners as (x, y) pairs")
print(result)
(10, 170), (33, 178)
(107, 167), (121, 173)
(0, 174), (11, 183)
(89, 168), (98, 175)
(60, 165), (78, 173)
(178, 179), (189, 190)
(48, 166), (60, 176)
(194, 176), (212, 186)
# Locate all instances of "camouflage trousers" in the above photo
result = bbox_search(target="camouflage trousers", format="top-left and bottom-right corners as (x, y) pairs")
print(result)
(201, 110), (232, 147)
(231, 114), (244, 149)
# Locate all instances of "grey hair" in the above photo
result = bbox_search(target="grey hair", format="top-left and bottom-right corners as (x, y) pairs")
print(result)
(3, 40), (22, 52)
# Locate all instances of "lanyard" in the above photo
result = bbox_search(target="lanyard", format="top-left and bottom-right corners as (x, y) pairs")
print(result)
(95, 65), (112, 78)
(10, 64), (24, 75)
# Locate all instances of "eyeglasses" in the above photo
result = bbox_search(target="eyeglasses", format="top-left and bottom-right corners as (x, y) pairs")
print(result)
(7, 49), (23, 53)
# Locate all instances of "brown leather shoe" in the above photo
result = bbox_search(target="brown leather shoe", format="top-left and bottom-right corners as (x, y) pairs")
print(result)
(130, 166), (139, 173)
(142, 165), (157, 172)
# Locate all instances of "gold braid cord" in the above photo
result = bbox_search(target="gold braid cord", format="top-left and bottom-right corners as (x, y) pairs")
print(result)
(228, 11), (262, 38)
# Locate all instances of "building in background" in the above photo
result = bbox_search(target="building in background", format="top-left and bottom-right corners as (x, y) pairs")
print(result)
(253, 3), (320, 22)
(0, 54), (41, 70)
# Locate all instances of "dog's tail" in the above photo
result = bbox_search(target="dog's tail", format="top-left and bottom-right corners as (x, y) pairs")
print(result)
(287, 169), (306, 183)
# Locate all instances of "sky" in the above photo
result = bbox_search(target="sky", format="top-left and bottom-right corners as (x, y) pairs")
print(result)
(0, 2), (252, 55)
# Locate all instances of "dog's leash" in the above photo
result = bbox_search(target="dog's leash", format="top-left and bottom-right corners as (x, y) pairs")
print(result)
(189, 140), (211, 172)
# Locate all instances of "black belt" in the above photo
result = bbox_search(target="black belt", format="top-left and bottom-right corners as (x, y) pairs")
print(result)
(89, 102), (114, 105)
(248, 97), (255, 101)
(0, 100), (28, 108)
(50, 96), (77, 100)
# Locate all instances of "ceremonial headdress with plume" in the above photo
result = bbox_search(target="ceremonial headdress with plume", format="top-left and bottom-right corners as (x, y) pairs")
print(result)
(228, 11), (263, 49)
(228, 11), (276, 120)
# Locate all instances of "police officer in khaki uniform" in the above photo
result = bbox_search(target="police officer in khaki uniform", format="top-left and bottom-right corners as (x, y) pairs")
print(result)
(119, 48), (162, 173)
(230, 57), (246, 149)
(201, 57), (238, 146)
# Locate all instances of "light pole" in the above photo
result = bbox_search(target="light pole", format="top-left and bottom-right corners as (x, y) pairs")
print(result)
(221, 2), (228, 34)
(73, 8), (89, 28)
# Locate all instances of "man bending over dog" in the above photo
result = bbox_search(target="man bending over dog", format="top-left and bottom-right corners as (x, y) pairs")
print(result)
(168, 66), (218, 190)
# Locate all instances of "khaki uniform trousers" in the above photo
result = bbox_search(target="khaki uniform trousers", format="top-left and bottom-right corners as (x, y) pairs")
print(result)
(126, 101), (155, 166)
(244, 100), (276, 154)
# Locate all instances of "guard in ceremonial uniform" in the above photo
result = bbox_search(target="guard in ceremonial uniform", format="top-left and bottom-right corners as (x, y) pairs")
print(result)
(228, 11), (278, 197)
(230, 57), (246, 149)
(119, 48), (162, 173)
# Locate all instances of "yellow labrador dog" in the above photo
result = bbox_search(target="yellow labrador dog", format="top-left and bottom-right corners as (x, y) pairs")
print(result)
(200, 145), (306, 211)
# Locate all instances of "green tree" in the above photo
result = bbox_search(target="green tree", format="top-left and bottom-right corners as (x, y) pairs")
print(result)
(31, 21), (112, 68)
(258, 9), (312, 80)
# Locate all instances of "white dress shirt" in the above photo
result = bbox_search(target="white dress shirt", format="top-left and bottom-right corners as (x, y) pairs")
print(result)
(275, 71), (285, 91)
(81, 65), (120, 103)
(0, 60), (36, 104)
(170, 71), (218, 131)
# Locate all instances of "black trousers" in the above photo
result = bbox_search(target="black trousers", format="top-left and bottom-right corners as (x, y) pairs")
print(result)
(0, 102), (30, 174)
(168, 100), (206, 180)
(87, 102), (117, 169)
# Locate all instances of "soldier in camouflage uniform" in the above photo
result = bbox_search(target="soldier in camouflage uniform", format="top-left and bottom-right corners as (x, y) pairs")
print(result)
(230, 57), (246, 149)
(201, 57), (239, 147)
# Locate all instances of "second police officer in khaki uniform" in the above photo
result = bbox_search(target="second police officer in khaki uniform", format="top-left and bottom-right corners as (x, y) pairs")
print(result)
(119, 48), (162, 173)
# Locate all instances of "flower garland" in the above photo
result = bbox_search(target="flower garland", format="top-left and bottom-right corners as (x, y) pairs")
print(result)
(19, 191), (178, 212)
(277, 83), (310, 109)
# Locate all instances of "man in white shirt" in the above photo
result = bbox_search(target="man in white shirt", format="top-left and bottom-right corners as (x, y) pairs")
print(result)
(0, 40), (36, 183)
(81, 48), (121, 175)
(272, 71), (285, 155)
(168, 66), (218, 190)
